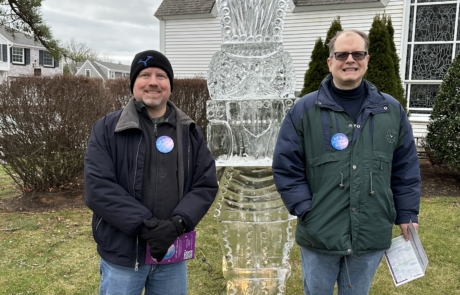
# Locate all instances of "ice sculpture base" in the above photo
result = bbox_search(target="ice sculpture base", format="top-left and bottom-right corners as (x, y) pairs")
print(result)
(215, 166), (296, 295)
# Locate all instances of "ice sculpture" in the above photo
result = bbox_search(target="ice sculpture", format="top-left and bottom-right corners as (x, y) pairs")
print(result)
(207, 1), (296, 294)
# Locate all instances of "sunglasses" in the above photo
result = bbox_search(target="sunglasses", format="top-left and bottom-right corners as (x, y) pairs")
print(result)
(332, 51), (368, 61)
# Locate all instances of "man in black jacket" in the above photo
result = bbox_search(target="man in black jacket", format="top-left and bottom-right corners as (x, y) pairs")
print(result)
(84, 50), (218, 295)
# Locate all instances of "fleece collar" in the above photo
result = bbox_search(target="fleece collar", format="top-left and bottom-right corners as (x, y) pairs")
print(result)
(115, 98), (195, 133)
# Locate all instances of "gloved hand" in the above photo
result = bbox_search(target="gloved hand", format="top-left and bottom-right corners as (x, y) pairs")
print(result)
(140, 216), (185, 262)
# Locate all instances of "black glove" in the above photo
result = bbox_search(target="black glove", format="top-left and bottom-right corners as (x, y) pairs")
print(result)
(140, 216), (185, 262)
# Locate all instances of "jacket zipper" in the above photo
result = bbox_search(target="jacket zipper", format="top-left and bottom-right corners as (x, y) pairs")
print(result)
(134, 133), (143, 271)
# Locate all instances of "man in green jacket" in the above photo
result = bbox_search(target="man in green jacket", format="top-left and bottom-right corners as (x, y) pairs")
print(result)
(272, 29), (421, 295)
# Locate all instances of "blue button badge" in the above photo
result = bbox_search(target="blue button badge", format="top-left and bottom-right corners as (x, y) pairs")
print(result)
(331, 133), (349, 150)
(156, 136), (174, 153)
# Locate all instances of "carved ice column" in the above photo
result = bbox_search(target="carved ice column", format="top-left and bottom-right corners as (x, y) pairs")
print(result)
(206, 1), (297, 294)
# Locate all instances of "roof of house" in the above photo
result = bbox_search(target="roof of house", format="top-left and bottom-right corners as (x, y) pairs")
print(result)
(76, 60), (130, 80)
(154, 0), (378, 16)
(294, 0), (381, 5)
(95, 60), (131, 72)
(155, 0), (215, 16)
(0, 25), (45, 48)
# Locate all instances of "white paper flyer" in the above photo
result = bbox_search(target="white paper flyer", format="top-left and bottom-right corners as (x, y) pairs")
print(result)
(384, 222), (428, 286)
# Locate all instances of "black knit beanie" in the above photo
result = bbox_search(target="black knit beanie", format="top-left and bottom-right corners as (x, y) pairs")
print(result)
(129, 50), (174, 93)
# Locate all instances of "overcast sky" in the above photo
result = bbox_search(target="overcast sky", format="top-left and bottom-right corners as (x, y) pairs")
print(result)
(41, 0), (162, 65)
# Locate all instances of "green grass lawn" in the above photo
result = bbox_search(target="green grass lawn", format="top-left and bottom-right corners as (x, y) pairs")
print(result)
(0, 166), (20, 200)
(0, 197), (459, 295)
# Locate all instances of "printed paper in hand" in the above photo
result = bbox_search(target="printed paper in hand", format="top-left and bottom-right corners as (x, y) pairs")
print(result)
(145, 231), (196, 265)
(384, 222), (428, 286)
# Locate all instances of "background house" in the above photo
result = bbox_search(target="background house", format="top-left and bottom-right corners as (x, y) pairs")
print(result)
(75, 60), (130, 80)
(0, 25), (62, 83)
(154, 0), (460, 139)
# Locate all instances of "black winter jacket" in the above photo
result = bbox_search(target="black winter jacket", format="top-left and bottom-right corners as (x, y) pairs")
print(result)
(84, 99), (218, 269)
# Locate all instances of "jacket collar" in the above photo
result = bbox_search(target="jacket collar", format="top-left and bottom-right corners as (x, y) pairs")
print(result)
(115, 98), (195, 133)
(316, 75), (387, 110)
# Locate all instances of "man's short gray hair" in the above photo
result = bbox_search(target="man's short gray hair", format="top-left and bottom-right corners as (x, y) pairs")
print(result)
(327, 29), (370, 57)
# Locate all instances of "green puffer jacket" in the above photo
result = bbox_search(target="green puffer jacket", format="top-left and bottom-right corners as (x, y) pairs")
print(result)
(272, 76), (420, 255)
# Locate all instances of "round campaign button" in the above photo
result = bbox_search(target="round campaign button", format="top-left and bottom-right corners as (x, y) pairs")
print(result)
(331, 133), (349, 150)
(156, 136), (174, 153)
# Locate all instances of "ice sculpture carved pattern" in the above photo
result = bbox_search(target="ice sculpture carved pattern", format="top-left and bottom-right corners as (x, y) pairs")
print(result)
(207, 1), (296, 294)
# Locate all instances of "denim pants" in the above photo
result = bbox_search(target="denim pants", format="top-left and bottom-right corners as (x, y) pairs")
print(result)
(99, 258), (187, 295)
(300, 247), (384, 295)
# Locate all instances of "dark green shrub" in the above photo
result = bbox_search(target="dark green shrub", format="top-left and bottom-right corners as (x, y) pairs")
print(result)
(385, 15), (407, 113)
(325, 16), (342, 48)
(299, 37), (329, 97)
(365, 15), (397, 99)
(365, 14), (408, 113)
(300, 16), (342, 97)
(426, 52), (460, 172)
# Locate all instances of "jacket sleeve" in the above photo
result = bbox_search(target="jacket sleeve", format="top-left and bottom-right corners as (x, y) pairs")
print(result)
(171, 125), (218, 231)
(84, 117), (152, 236)
(391, 104), (421, 224)
(272, 108), (312, 217)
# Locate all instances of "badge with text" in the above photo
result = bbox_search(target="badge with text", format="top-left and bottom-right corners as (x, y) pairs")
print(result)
(331, 133), (349, 150)
(156, 136), (174, 153)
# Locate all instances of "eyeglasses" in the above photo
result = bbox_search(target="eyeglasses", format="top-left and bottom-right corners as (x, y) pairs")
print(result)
(332, 51), (368, 61)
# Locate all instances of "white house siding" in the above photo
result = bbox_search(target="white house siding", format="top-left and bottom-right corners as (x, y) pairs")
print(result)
(8, 47), (62, 77)
(161, 0), (404, 93)
(159, 1), (429, 136)
(163, 17), (221, 79)
(0, 36), (9, 74)
(283, 0), (404, 94)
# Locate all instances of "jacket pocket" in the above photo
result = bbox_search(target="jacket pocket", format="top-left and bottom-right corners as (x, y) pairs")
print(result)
(92, 215), (135, 254)
(306, 152), (349, 193)
(363, 152), (396, 222)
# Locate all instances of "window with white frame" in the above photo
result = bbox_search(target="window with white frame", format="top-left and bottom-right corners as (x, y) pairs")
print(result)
(85, 69), (91, 77)
(12, 47), (24, 64)
(43, 51), (54, 67)
(404, 0), (460, 115)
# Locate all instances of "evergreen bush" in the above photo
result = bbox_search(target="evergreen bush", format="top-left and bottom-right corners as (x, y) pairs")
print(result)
(365, 15), (397, 100)
(300, 16), (342, 97)
(426, 52), (460, 172)
(325, 16), (342, 49)
(385, 15), (407, 113)
(299, 38), (328, 97)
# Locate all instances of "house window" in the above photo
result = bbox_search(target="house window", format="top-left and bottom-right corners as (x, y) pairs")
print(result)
(12, 47), (24, 64)
(404, 0), (460, 115)
(85, 69), (91, 77)
(43, 51), (54, 67)
(111, 71), (115, 79)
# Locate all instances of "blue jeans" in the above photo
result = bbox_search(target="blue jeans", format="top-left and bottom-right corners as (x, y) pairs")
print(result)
(300, 247), (384, 295)
(99, 258), (187, 295)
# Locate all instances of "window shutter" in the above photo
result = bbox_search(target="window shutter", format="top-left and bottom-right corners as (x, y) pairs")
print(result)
(54, 58), (59, 68)
(2, 45), (6, 62)
(25, 48), (30, 65)
(10, 47), (12, 63)
(39, 50), (44, 65)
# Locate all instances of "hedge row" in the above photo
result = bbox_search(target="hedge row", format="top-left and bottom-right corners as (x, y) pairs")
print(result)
(0, 75), (209, 191)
